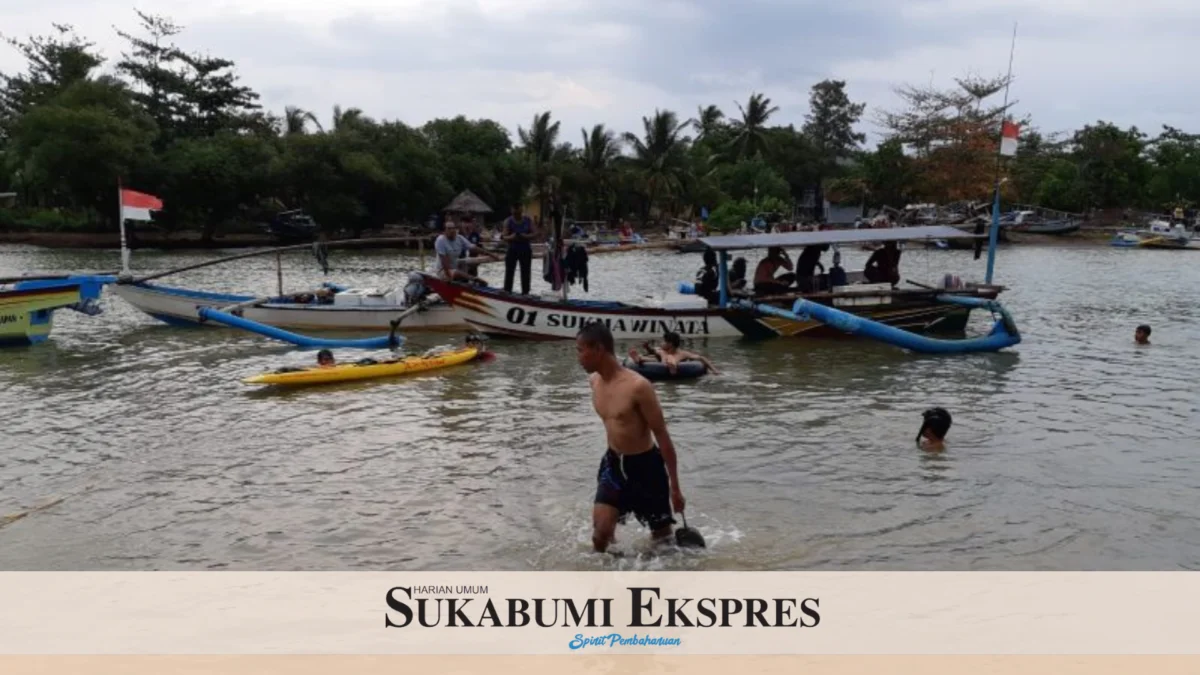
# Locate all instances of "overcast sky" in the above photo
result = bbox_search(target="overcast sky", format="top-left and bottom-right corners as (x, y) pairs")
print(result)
(2, 0), (1196, 146)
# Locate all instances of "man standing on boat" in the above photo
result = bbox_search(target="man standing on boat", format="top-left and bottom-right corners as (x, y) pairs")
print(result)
(434, 220), (498, 283)
(576, 322), (686, 553)
(502, 204), (536, 294)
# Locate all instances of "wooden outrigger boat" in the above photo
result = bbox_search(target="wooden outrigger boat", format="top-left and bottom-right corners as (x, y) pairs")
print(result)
(110, 238), (468, 332)
(421, 225), (1007, 342)
(0, 275), (110, 346)
(1110, 220), (1200, 250)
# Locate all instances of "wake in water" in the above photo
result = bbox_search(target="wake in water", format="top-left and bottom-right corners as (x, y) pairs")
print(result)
(0, 496), (66, 530)
(530, 511), (744, 571)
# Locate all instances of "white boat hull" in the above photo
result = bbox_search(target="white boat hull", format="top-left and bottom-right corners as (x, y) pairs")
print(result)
(112, 283), (467, 332)
(421, 277), (744, 339)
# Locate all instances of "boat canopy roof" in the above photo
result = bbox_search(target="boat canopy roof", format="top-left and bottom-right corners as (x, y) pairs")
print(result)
(698, 225), (978, 252)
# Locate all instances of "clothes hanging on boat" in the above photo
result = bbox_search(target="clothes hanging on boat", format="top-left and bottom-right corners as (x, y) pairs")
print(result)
(563, 243), (589, 292)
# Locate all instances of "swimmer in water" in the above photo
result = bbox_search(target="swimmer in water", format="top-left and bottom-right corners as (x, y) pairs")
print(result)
(577, 321), (686, 553)
(627, 331), (720, 375)
(1135, 324), (1151, 345)
(917, 407), (952, 451)
(316, 349), (335, 368)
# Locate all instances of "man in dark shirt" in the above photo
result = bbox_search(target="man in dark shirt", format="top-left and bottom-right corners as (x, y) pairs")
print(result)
(502, 204), (535, 294)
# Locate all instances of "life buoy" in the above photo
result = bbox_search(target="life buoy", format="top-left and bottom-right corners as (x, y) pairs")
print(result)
(623, 359), (707, 382)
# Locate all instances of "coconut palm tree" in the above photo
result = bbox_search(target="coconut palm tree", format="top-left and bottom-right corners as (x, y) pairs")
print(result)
(518, 111), (562, 221)
(731, 93), (779, 159)
(332, 105), (366, 132)
(623, 109), (691, 220)
(692, 104), (725, 140)
(581, 124), (622, 218)
(283, 106), (322, 136)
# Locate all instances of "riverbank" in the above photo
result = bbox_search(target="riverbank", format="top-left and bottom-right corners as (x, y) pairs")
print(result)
(0, 225), (1133, 251)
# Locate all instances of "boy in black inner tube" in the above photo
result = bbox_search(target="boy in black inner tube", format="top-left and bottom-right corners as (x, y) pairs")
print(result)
(627, 331), (720, 375)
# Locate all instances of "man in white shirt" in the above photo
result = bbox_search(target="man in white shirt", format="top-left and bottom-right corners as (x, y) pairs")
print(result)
(434, 220), (498, 282)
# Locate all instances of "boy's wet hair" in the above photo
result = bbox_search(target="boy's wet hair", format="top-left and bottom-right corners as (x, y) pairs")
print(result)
(317, 349), (333, 361)
(663, 331), (682, 348)
(917, 407), (952, 443)
(576, 321), (614, 354)
(1137, 324), (1151, 336)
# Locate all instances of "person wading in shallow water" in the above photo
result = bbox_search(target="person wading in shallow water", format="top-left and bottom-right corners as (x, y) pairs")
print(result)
(575, 321), (686, 553)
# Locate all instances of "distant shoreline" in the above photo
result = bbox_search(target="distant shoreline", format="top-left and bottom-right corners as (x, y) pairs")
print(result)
(0, 226), (1130, 251)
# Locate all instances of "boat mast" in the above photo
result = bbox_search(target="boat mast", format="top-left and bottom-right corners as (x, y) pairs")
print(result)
(986, 22), (1018, 284)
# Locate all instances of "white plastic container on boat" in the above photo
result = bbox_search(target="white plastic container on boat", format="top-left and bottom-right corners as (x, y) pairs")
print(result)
(650, 295), (709, 311)
(333, 288), (388, 306)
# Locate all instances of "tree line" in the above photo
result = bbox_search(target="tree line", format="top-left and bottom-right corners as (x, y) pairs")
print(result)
(1, 14), (1197, 240)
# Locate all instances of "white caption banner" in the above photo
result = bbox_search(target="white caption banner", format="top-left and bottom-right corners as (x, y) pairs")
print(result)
(0, 572), (1197, 655)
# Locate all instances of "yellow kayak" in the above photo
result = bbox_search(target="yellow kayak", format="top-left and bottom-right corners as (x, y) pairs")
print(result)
(243, 344), (485, 386)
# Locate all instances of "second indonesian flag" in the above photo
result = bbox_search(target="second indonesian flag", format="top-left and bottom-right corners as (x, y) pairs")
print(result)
(999, 120), (1020, 157)
(120, 188), (163, 222)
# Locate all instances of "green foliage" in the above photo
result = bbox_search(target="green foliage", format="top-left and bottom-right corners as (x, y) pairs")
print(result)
(5, 16), (1200, 240)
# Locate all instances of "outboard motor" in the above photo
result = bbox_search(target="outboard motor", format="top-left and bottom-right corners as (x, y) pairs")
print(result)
(403, 272), (429, 306)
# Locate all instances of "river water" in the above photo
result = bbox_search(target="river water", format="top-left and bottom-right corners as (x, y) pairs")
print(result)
(2, 242), (1198, 571)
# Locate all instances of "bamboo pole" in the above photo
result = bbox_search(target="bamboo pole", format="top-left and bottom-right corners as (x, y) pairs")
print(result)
(124, 236), (434, 285)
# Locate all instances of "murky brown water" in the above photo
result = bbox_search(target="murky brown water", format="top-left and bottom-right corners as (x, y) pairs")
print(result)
(2, 242), (1199, 570)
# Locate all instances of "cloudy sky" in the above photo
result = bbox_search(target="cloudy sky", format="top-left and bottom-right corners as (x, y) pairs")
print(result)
(1, 0), (1196, 146)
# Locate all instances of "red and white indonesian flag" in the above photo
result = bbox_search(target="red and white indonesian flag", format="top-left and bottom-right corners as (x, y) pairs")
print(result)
(120, 188), (163, 222)
(999, 120), (1020, 157)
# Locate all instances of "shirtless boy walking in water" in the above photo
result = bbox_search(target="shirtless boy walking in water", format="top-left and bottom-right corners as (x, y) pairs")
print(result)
(576, 322), (686, 553)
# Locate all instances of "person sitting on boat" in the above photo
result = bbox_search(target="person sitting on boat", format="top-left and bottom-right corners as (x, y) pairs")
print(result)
(627, 331), (720, 375)
(618, 220), (635, 241)
(917, 407), (951, 451)
(459, 217), (484, 276)
(317, 349), (335, 368)
(753, 247), (795, 296)
(728, 257), (749, 293)
(864, 241), (901, 286)
(1135, 324), (1151, 345)
(435, 220), (499, 284)
(794, 244), (830, 292)
(694, 248), (720, 304)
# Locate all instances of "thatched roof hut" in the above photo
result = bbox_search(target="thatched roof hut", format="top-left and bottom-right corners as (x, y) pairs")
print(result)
(443, 189), (493, 215)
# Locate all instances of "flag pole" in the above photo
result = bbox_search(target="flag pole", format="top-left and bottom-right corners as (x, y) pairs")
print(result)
(117, 177), (131, 276)
(986, 22), (1018, 285)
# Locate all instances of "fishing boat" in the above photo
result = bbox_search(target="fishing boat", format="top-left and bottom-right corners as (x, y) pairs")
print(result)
(110, 238), (468, 332)
(420, 225), (1006, 341)
(112, 280), (464, 331)
(0, 275), (110, 346)
(1110, 220), (1200, 250)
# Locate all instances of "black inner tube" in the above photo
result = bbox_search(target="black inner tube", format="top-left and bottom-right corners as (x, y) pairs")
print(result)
(624, 359), (707, 381)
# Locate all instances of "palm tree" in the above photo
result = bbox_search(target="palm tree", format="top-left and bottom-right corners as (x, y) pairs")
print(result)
(518, 111), (562, 221)
(692, 104), (725, 140)
(332, 105), (366, 131)
(623, 109), (691, 220)
(581, 124), (622, 218)
(731, 93), (779, 159)
(283, 106), (322, 136)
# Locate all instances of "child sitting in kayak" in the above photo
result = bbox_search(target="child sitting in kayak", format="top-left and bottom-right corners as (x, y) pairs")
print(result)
(627, 331), (720, 375)
(317, 349), (335, 368)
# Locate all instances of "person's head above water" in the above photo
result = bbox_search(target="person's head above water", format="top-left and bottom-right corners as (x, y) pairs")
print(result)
(917, 407), (952, 446)
(1135, 324), (1151, 344)
(575, 321), (615, 373)
(661, 331), (682, 351)
(317, 349), (334, 367)
(702, 248), (717, 268)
